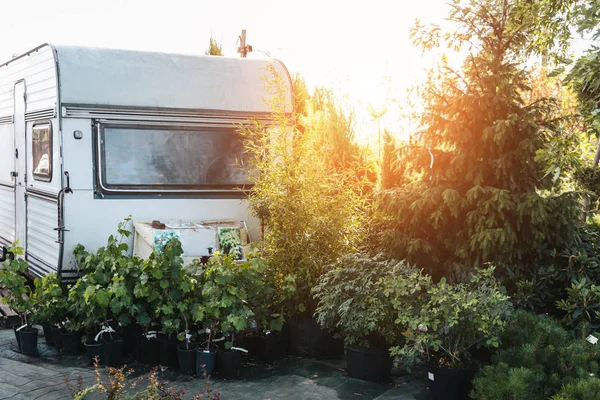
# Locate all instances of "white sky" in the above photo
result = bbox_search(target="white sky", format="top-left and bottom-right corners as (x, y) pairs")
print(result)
(0, 0), (593, 145)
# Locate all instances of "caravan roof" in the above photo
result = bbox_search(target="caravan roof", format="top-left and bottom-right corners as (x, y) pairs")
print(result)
(1, 44), (293, 115)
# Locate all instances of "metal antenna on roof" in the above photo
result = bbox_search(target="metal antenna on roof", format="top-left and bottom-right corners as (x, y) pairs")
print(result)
(237, 30), (253, 58)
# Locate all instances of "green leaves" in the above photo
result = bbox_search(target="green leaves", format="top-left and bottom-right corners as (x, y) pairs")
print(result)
(375, 0), (585, 281)
(387, 265), (512, 369)
(239, 71), (372, 315)
(0, 244), (35, 323)
(313, 254), (412, 347)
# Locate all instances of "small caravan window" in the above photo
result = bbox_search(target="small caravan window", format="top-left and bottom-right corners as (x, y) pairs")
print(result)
(32, 122), (52, 182)
(99, 125), (250, 192)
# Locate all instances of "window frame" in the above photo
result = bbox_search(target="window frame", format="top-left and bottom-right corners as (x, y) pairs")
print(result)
(31, 120), (53, 182)
(95, 122), (251, 196)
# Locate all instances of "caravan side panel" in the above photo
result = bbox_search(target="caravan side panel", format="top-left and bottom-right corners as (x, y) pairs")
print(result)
(0, 44), (60, 275)
(0, 186), (14, 246)
(26, 193), (60, 276)
(0, 45), (57, 117)
(0, 123), (14, 246)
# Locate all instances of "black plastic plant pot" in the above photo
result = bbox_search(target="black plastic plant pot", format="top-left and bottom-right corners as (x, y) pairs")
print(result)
(42, 322), (54, 346)
(196, 348), (217, 378)
(84, 341), (105, 366)
(19, 326), (39, 356)
(61, 331), (84, 355)
(139, 336), (159, 365)
(288, 316), (344, 359)
(50, 326), (64, 351)
(118, 324), (134, 356)
(12, 325), (22, 352)
(177, 343), (198, 375)
(216, 350), (242, 379)
(345, 346), (392, 382)
(104, 337), (124, 367)
(246, 332), (286, 363)
(158, 334), (180, 369)
(427, 365), (476, 400)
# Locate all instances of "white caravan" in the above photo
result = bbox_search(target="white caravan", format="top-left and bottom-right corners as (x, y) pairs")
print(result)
(0, 44), (292, 279)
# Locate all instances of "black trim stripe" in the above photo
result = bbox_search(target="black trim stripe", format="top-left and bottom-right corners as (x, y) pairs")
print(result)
(26, 188), (59, 201)
(0, 235), (10, 247)
(25, 108), (55, 122)
(0, 115), (13, 124)
(26, 253), (56, 278)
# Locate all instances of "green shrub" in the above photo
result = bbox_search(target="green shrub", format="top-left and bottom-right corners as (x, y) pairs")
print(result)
(471, 312), (600, 400)
(194, 252), (266, 350)
(72, 218), (145, 333)
(240, 67), (371, 315)
(312, 253), (410, 347)
(387, 266), (512, 370)
(32, 273), (68, 326)
(552, 377), (600, 400)
(0, 243), (34, 325)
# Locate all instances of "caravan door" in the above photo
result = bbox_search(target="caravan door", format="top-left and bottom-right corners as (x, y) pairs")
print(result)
(14, 81), (27, 253)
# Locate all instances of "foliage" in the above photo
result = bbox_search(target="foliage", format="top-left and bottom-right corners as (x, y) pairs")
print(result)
(240, 66), (371, 314)
(205, 37), (223, 56)
(387, 266), (512, 369)
(72, 218), (144, 332)
(552, 377), (600, 400)
(503, 227), (600, 323)
(557, 277), (600, 329)
(65, 360), (220, 399)
(376, 0), (583, 282)
(0, 243), (34, 324)
(217, 228), (243, 260)
(194, 253), (264, 349)
(142, 239), (198, 348)
(312, 253), (409, 347)
(471, 311), (600, 400)
(246, 248), (296, 333)
(31, 272), (67, 325)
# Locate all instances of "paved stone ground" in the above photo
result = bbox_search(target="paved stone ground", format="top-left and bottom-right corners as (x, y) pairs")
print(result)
(0, 327), (428, 400)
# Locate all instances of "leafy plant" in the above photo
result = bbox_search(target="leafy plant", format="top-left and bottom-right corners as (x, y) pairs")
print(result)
(249, 255), (296, 334)
(65, 359), (221, 399)
(240, 67), (371, 315)
(0, 243), (35, 325)
(143, 239), (199, 349)
(387, 266), (512, 369)
(217, 228), (243, 260)
(312, 253), (409, 347)
(71, 218), (144, 337)
(194, 252), (263, 350)
(31, 272), (68, 326)
(556, 277), (600, 329)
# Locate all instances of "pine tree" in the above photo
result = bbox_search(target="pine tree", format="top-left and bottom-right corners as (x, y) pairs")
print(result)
(376, 0), (581, 278)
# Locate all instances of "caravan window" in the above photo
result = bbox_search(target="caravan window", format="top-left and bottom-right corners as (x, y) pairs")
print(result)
(32, 122), (52, 182)
(99, 125), (250, 192)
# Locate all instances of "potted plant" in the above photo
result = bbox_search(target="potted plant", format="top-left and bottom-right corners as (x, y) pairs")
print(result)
(31, 272), (67, 346)
(149, 239), (200, 373)
(387, 266), (512, 400)
(193, 252), (254, 378)
(214, 255), (266, 378)
(72, 242), (130, 366)
(61, 291), (86, 356)
(0, 244), (37, 355)
(313, 254), (409, 382)
(245, 254), (296, 363)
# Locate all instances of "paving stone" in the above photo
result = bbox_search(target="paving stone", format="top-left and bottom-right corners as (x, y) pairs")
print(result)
(0, 328), (429, 399)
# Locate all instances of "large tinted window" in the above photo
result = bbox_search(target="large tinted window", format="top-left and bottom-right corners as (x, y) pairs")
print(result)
(32, 122), (52, 181)
(101, 125), (250, 189)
